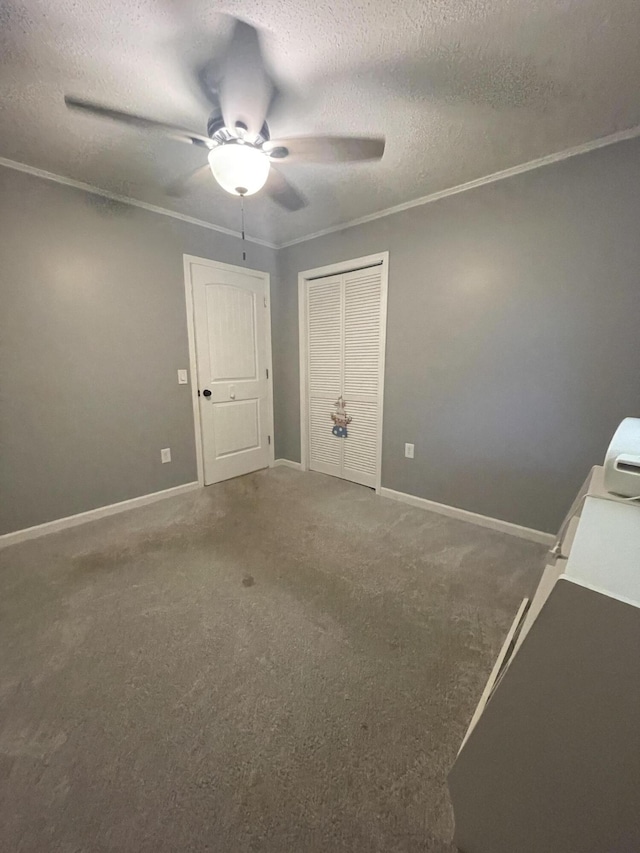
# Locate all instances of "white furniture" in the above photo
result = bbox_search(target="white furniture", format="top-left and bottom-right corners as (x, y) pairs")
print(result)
(448, 465), (640, 853)
(603, 416), (640, 496)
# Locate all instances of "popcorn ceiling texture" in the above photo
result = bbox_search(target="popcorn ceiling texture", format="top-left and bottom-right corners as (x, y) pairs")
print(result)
(1, 0), (640, 243)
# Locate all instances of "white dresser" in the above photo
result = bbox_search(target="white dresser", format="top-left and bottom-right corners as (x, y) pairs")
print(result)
(448, 466), (640, 853)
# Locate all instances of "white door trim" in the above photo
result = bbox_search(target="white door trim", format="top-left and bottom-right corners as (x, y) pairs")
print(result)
(298, 251), (389, 493)
(183, 255), (275, 487)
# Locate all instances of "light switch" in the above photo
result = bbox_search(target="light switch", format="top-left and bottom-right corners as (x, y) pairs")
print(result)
(177, 369), (188, 385)
(405, 443), (415, 459)
(161, 448), (171, 463)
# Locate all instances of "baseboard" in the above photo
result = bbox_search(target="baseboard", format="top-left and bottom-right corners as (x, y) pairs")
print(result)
(379, 487), (555, 545)
(272, 459), (303, 470)
(0, 481), (201, 549)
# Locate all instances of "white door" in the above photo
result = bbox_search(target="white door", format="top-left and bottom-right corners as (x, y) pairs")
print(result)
(307, 274), (343, 480)
(191, 260), (271, 485)
(305, 262), (386, 488)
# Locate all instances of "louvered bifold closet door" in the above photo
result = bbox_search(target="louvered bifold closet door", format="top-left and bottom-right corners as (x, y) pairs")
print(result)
(342, 267), (383, 487)
(307, 275), (343, 478)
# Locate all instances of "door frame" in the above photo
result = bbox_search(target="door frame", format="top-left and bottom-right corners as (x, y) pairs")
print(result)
(298, 251), (389, 493)
(183, 254), (275, 487)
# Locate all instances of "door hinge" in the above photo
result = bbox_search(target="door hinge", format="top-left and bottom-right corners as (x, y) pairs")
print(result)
(264, 296), (267, 308)
(266, 368), (269, 379)
(268, 435), (271, 445)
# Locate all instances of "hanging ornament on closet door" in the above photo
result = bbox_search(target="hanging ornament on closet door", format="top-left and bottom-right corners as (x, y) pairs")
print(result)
(331, 396), (352, 438)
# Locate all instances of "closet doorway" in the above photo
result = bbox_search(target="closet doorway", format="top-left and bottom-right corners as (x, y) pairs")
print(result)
(298, 252), (389, 491)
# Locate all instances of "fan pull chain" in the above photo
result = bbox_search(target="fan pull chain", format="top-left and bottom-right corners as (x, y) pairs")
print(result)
(240, 195), (246, 262)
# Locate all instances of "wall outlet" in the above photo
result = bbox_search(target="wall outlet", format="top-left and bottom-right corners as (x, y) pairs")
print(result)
(161, 448), (171, 464)
(177, 369), (188, 385)
(405, 443), (415, 459)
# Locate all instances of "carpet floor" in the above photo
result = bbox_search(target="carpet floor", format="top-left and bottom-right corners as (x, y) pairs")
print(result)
(0, 468), (546, 852)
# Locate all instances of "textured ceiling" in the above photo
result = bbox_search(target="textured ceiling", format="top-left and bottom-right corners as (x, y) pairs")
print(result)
(2, 0), (640, 245)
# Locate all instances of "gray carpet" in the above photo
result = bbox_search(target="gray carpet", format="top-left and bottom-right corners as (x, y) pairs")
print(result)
(0, 468), (545, 852)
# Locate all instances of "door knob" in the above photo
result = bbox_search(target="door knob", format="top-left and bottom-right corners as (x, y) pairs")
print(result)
(202, 389), (212, 398)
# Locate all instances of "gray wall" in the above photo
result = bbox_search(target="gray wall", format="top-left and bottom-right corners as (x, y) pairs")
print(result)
(0, 167), (276, 535)
(4, 138), (640, 538)
(274, 137), (640, 533)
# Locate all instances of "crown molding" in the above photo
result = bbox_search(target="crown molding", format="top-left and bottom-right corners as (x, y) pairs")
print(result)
(278, 123), (640, 249)
(0, 156), (278, 249)
(4, 122), (640, 253)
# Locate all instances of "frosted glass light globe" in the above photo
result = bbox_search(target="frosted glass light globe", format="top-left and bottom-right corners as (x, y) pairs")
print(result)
(208, 143), (270, 196)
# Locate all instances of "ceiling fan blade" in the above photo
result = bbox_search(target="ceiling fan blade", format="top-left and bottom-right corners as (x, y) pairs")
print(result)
(64, 96), (213, 148)
(265, 168), (307, 211)
(265, 135), (385, 163)
(195, 60), (222, 109)
(218, 19), (274, 136)
(166, 164), (212, 197)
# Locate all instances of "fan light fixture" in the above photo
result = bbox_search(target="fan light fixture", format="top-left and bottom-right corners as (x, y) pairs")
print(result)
(64, 18), (385, 212)
(207, 143), (270, 197)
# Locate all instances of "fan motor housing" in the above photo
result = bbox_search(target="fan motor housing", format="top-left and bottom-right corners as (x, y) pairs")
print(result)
(207, 111), (270, 147)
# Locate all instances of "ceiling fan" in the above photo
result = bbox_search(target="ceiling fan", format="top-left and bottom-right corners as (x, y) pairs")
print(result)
(64, 19), (386, 211)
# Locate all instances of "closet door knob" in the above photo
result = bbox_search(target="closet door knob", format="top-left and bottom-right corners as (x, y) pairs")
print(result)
(202, 389), (212, 398)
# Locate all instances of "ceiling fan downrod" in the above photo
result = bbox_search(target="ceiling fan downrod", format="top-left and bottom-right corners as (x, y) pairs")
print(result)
(240, 194), (246, 262)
